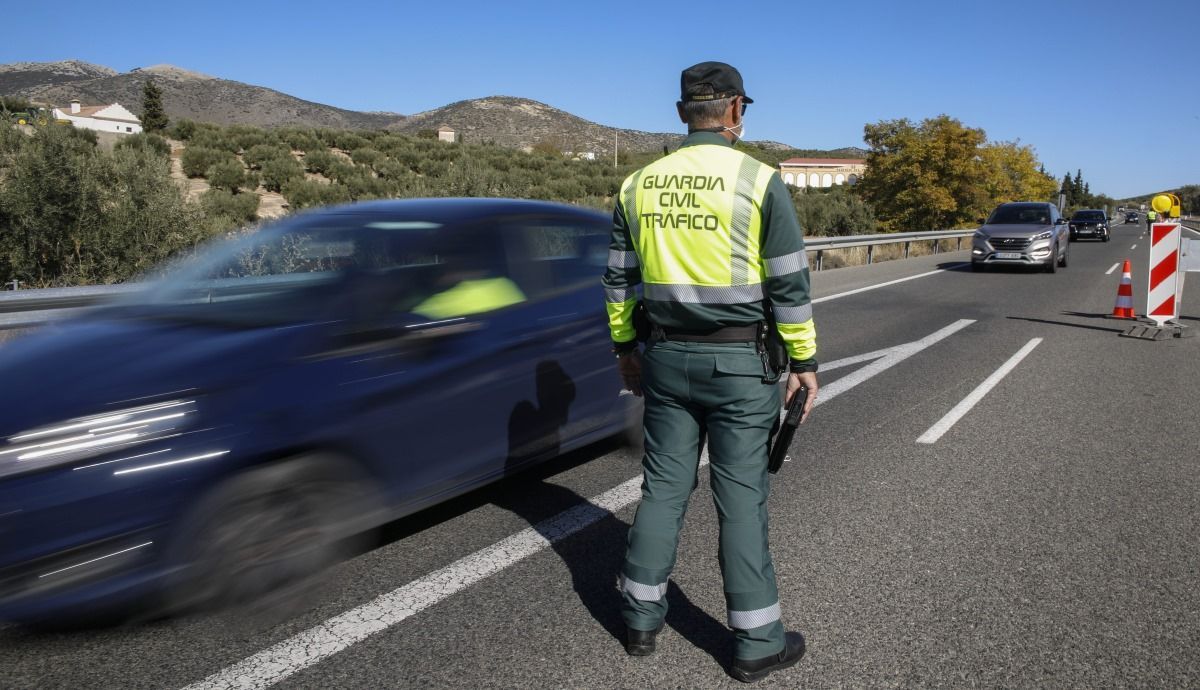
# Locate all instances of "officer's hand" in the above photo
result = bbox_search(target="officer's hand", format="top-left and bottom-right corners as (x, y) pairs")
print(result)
(617, 350), (643, 397)
(786, 371), (818, 424)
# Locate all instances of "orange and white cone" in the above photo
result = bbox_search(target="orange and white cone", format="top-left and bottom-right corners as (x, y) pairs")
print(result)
(1112, 259), (1136, 319)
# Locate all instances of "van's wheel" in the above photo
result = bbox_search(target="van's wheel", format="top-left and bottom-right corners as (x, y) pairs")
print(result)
(164, 454), (380, 618)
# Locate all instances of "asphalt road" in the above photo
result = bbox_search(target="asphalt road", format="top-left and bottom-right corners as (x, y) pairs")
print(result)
(3, 219), (1199, 689)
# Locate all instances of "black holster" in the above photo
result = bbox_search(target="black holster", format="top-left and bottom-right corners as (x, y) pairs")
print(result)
(633, 300), (651, 343)
(758, 303), (788, 383)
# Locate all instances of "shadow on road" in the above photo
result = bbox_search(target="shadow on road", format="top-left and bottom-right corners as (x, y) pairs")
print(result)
(485, 359), (730, 669)
(1006, 315), (1126, 334)
(935, 261), (972, 271)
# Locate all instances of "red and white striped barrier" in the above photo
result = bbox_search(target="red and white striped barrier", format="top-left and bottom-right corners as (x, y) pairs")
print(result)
(1148, 223), (1182, 328)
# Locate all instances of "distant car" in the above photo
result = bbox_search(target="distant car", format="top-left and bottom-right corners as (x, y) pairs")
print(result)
(0, 198), (638, 625)
(971, 202), (1069, 272)
(1125, 212), (1139, 224)
(1069, 209), (1110, 242)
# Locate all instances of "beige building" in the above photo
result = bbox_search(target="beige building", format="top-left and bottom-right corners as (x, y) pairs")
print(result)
(778, 157), (866, 188)
(437, 125), (457, 143)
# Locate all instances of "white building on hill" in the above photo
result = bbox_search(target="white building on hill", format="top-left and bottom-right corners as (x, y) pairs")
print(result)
(51, 100), (142, 135)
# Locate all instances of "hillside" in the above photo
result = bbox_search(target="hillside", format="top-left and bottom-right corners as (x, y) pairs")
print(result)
(0, 60), (116, 92)
(1118, 184), (1198, 209)
(388, 96), (683, 154)
(2, 62), (401, 130)
(0, 60), (876, 157)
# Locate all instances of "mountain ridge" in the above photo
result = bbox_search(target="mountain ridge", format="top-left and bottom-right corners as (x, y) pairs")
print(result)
(0, 60), (873, 157)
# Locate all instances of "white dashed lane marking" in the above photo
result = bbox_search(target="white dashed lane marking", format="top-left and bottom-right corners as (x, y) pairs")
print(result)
(916, 338), (1043, 444)
(813, 266), (966, 304)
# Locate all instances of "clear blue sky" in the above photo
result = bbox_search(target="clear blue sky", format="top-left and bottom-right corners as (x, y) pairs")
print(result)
(4, 0), (1197, 198)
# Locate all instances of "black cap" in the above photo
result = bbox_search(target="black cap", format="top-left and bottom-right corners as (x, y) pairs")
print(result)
(679, 61), (753, 104)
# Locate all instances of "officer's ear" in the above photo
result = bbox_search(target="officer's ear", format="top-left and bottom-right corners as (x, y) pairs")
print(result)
(676, 101), (687, 124)
(729, 96), (743, 127)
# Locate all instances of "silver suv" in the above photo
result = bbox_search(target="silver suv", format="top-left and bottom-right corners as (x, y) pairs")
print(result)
(971, 202), (1069, 273)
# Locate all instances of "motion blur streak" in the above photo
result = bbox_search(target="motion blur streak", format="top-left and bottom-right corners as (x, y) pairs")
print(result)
(113, 451), (229, 475)
(39, 542), (154, 579)
(19, 433), (140, 461)
(72, 448), (173, 471)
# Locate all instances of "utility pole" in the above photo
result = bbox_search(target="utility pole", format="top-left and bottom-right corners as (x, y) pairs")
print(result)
(614, 130), (618, 168)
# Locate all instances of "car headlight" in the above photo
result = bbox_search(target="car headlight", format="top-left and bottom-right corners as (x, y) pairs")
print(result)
(1033, 231), (1053, 241)
(0, 399), (198, 479)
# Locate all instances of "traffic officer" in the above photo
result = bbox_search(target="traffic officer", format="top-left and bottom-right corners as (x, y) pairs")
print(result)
(602, 61), (818, 683)
(1147, 208), (1157, 233)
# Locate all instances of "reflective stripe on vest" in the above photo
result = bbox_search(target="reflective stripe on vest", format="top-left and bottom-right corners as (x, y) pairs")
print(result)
(620, 145), (775, 294)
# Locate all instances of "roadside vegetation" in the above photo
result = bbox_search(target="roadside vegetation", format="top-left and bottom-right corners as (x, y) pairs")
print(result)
(1, 107), (1064, 287)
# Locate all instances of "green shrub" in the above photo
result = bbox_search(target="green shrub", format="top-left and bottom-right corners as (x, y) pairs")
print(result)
(167, 118), (198, 140)
(200, 188), (259, 223)
(789, 185), (877, 237)
(189, 129), (240, 154)
(0, 124), (211, 286)
(325, 162), (357, 182)
(260, 156), (305, 192)
(181, 146), (234, 177)
(341, 170), (395, 201)
(350, 147), (383, 167)
(280, 130), (322, 152)
(332, 132), (366, 151)
(281, 179), (352, 210)
(227, 126), (276, 152)
(303, 149), (335, 174)
(114, 132), (170, 157)
(373, 158), (409, 181)
(206, 159), (250, 193)
(243, 143), (291, 170)
(418, 160), (450, 178)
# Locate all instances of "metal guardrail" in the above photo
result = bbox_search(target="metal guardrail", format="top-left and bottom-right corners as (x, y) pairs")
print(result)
(0, 228), (978, 330)
(804, 229), (975, 270)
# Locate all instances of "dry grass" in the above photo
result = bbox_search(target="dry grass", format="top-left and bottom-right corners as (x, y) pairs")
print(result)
(810, 237), (969, 270)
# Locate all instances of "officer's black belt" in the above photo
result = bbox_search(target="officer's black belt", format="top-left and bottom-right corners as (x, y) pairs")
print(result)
(659, 324), (759, 343)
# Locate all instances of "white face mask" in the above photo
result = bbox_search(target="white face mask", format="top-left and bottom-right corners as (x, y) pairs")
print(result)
(724, 121), (745, 142)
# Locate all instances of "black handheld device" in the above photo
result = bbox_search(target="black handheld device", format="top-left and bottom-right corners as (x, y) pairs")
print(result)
(768, 387), (808, 474)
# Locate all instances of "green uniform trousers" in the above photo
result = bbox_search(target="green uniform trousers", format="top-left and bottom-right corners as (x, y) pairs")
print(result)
(620, 339), (785, 660)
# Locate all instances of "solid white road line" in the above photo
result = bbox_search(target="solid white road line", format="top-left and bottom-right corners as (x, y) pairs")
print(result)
(184, 320), (975, 690)
(813, 266), (964, 304)
(916, 338), (1043, 444)
(1105, 263), (1120, 275)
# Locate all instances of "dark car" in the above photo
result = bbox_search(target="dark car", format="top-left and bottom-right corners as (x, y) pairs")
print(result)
(971, 202), (1069, 272)
(0, 199), (638, 625)
(1069, 209), (1110, 241)
(1125, 212), (1139, 224)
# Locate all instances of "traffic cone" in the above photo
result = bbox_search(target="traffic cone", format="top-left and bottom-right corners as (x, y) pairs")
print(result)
(1112, 260), (1136, 319)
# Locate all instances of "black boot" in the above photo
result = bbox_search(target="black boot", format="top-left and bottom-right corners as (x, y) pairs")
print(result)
(625, 623), (664, 656)
(730, 631), (806, 683)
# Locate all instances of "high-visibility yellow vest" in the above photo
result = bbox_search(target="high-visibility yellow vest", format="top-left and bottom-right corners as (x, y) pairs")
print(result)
(1147, 211), (1157, 221)
(412, 277), (525, 319)
(619, 146), (776, 299)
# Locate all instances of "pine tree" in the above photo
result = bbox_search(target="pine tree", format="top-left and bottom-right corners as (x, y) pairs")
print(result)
(1061, 172), (1074, 206)
(140, 80), (168, 133)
